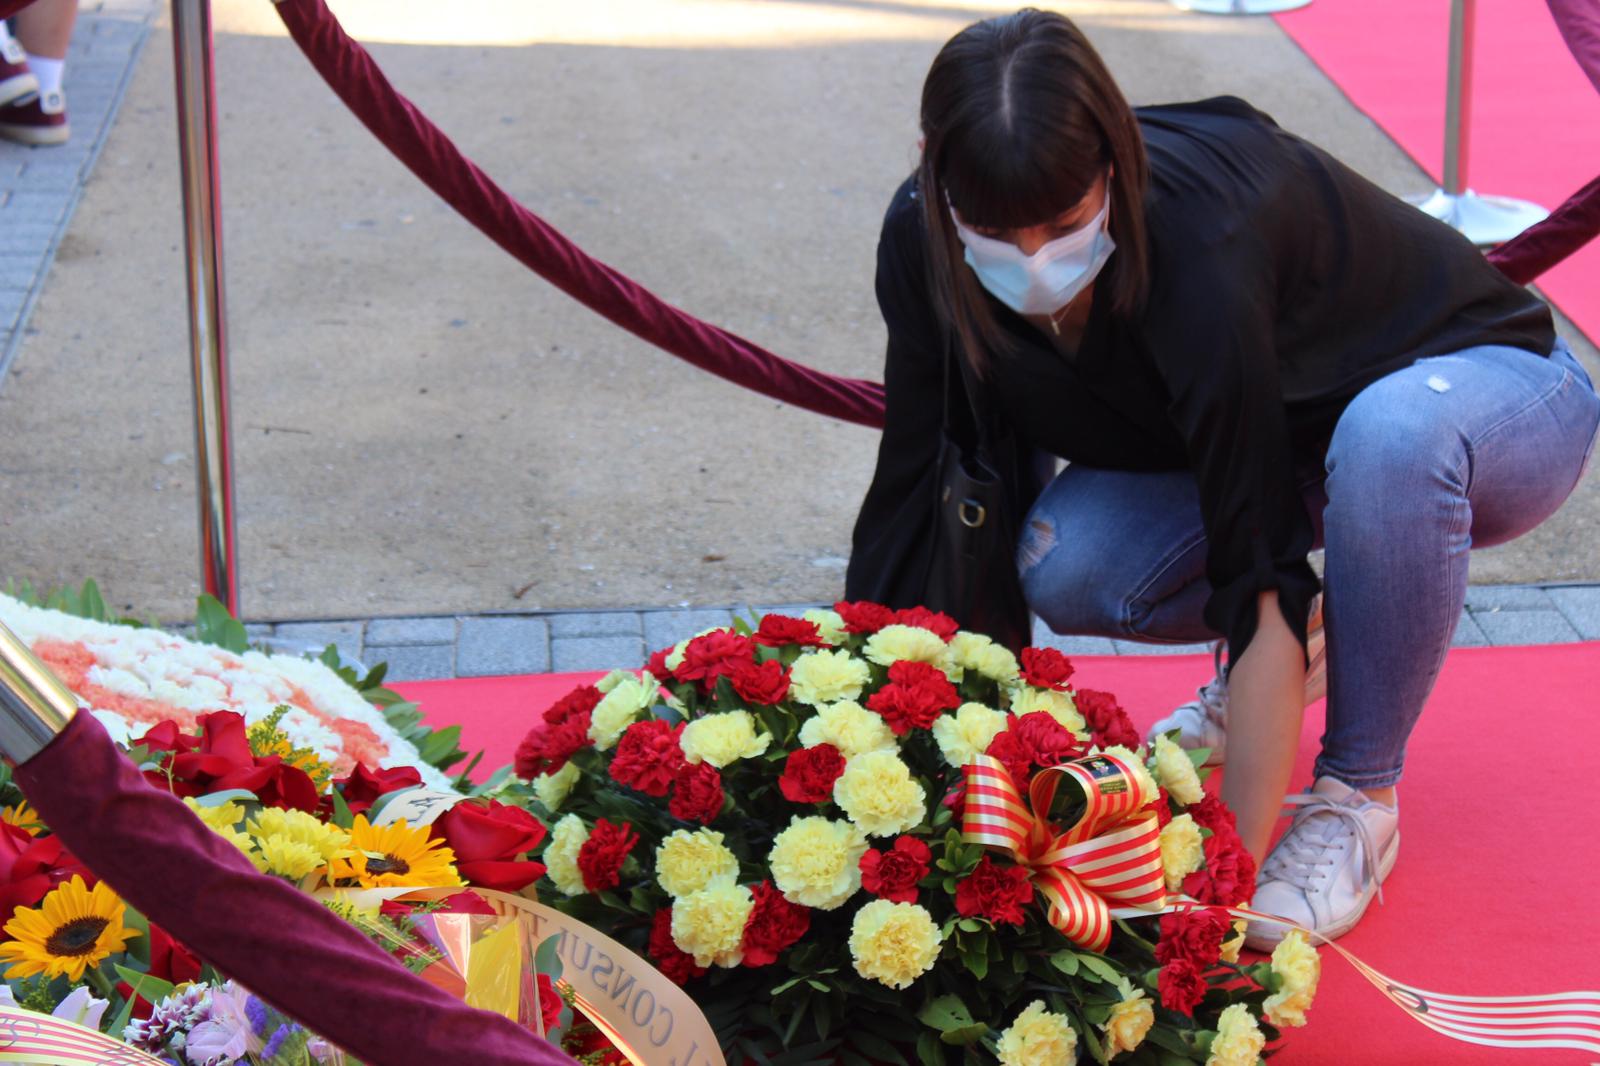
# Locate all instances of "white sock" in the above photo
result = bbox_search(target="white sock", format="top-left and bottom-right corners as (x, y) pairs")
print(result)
(28, 55), (63, 95)
(0, 22), (14, 47)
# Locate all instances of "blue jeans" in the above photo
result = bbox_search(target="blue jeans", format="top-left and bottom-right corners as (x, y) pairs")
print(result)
(1018, 340), (1600, 788)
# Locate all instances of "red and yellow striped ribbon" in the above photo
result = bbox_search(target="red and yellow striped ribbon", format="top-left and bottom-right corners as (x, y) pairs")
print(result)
(961, 752), (1166, 952)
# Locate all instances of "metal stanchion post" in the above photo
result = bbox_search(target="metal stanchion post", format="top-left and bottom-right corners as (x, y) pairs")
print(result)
(0, 621), (76, 765)
(171, 0), (239, 615)
(1414, 0), (1547, 245)
(1169, 0), (1312, 15)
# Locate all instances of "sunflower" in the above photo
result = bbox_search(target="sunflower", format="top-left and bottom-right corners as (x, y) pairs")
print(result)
(1, 801), (42, 836)
(329, 815), (463, 889)
(0, 876), (139, 981)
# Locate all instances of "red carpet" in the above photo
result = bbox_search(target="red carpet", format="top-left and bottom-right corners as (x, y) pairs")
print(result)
(399, 642), (1600, 1064)
(1274, 0), (1600, 345)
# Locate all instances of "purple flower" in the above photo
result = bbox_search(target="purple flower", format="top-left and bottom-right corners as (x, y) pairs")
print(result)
(245, 995), (271, 1037)
(262, 1022), (299, 1059)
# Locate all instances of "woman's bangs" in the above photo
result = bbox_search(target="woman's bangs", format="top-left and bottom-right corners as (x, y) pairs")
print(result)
(941, 129), (1098, 231)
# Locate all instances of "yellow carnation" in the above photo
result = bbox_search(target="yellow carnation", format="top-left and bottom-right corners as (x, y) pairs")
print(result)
(594, 668), (633, 694)
(768, 816), (867, 909)
(1206, 1004), (1265, 1066)
(1263, 930), (1321, 1028)
(1103, 979), (1154, 1057)
(588, 675), (655, 750)
(930, 703), (1010, 767)
(1011, 686), (1085, 732)
(1220, 918), (1248, 964)
(1153, 734), (1205, 805)
(973, 642), (1021, 684)
(797, 700), (897, 758)
(680, 710), (770, 768)
(1159, 813), (1205, 892)
(533, 761), (582, 811)
(184, 798), (253, 855)
(656, 829), (740, 898)
(863, 625), (950, 671)
(1099, 745), (1161, 803)
(789, 649), (872, 706)
(802, 609), (849, 646)
(671, 881), (753, 968)
(544, 814), (590, 896)
(832, 751), (926, 838)
(847, 900), (943, 990)
(996, 1000), (1078, 1066)
(664, 637), (693, 673)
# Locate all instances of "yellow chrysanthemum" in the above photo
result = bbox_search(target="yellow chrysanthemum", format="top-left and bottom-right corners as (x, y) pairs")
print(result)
(253, 835), (327, 880)
(768, 816), (867, 909)
(862, 625), (950, 672)
(1, 802), (42, 836)
(656, 829), (740, 899)
(670, 881), (754, 968)
(802, 609), (849, 646)
(1206, 1004), (1265, 1066)
(1159, 813), (1205, 892)
(248, 807), (349, 864)
(544, 814), (590, 896)
(788, 650), (872, 706)
(1011, 687), (1086, 733)
(796, 700), (897, 759)
(680, 711), (770, 768)
(0, 876), (139, 982)
(996, 1000), (1078, 1066)
(183, 797), (255, 856)
(930, 703), (1010, 768)
(533, 762), (582, 812)
(588, 676), (656, 750)
(1103, 979), (1155, 1057)
(1263, 930), (1321, 1028)
(832, 751), (926, 838)
(328, 815), (463, 889)
(1153, 734), (1206, 806)
(847, 900), (943, 990)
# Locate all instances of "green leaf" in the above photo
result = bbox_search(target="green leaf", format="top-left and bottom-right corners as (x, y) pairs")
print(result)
(1076, 952), (1123, 985)
(1187, 748), (1213, 769)
(846, 1030), (908, 1064)
(192, 788), (257, 809)
(915, 1030), (945, 1066)
(113, 964), (176, 1007)
(193, 594), (250, 653)
(534, 931), (563, 981)
(782, 995), (810, 1045)
(917, 995), (975, 1033)
(1049, 950), (1080, 977)
(80, 579), (109, 622)
(956, 918), (983, 933)
(328, 787), (355, 830)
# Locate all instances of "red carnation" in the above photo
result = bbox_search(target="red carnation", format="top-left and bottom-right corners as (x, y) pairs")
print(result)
(893, 607), (959, 641)
(576, 819), (639, 893)
(1158, 957), (1208, 1015)
(954, 855), (1034, 926)
(431, 799), (549, 892)
(1143, 787), (1174, 829)
(669, 762), (724, 824)
(609, 719), (686, 797)
(983, 730), (1035, 791)
(648, 907), (707, 986)
(515, 684), (602, 779)
(833, 600), (897, 634)
(1155, 907), (1231, 969)
(1011, 711), (1086, 768)
(1075, 688), (1142, 750)
(645, 646), (675, 683)
(859, 836), (931, 903)
(1185, 794), (1236, 832)
(333, 763), (423, 816)
(778, 744), (847, 804)
(729, 658), (792, 706)
(674, 630), (756, 687)
(867, 661), (959, 735)
(1019, 647), (1076, 691)
(1183, 829), (1257, 908)
(752, 615), (830, 648)
(741, 880), (811, 966)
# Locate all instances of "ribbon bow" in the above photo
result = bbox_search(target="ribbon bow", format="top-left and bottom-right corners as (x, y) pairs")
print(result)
(961, 752), (1166, 952)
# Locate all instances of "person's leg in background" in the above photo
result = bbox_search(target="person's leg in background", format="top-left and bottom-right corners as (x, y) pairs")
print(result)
(0, 0), (77, 146)
(0, 15), (40, 108)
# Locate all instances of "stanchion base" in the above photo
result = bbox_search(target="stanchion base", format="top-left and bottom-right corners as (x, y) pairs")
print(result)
(1413, 188), (1549, 247)
(1169, 0), (1312, 13)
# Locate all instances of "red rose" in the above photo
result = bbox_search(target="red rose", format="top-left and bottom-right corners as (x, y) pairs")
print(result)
(648, 907), (707, 986)
(1019, 647), (1076, 691)
(1154, 907), (1230, 969)
(866, 662), (958, 736)
(333, 763), (424, 816)
(515, 684), (603, 779)
(729, 659), (792, 706)
(833, 600), (897, 634)
(536, 972), (564, 1033)
(778, 744), (847, 804)
(146, 712), (319, 811)
(668, 762), (724, 824)
(741, 880), (811, 966)
(1183, 829), (1257, 908)
(954, 855), (1034, 926)
(752, 615), (829, 648)
(893, 607), (959, 641)
(674, 630), (756, 687)
(1158, 957), (1208, 1015)
(576, 819), (639, 893)
(1011, 711), (1086, 769)
(430, 799), (549, 892)
(1074, 688), (1141, 750)
(609, 720), (686, 797)
(859, 836), (931, 903)
(645, 646), (675, 683)
(0, 822), (92, 914)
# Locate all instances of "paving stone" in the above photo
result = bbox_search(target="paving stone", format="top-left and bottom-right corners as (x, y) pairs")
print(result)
(1470, 609), (1581, 646)
(2, 191), (74, 225)
(365, 615), (456, 645)
(274, 621), (365, 664)
(457, 616), (550, 677)
(363, 643), (454, 682)
(1544, 586), (1600, 640)
(547, 611), (641, 639)
(1111, 640), (1216, 656)
(1449, 610), (1488, 647)
(642, 609), (734, 654)
(1463, 586), (1554, 612)
(551, 635), (645, 673)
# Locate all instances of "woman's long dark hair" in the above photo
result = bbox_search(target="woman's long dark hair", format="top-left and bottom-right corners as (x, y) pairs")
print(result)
(918, 9), (1149, 375)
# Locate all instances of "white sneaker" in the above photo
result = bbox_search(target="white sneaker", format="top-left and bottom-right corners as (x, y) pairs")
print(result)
(1243, 777), (1399, 952)
(1144, 595), (1327, 766)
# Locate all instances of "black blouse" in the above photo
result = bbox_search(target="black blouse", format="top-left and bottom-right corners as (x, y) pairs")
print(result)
(847, 96), (1555, 660)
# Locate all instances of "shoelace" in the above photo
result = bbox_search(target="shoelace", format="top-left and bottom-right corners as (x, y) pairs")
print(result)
(1261, 793), (1386, 906)
(1168, 642), (1229, 730)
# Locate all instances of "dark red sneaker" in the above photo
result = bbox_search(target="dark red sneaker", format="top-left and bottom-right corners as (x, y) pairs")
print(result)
(0, 88), (69, 146)
(0, 38), (39, 108)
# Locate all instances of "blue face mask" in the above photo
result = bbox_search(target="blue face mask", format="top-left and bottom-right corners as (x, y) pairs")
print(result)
(951, 195), (1115, 316)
